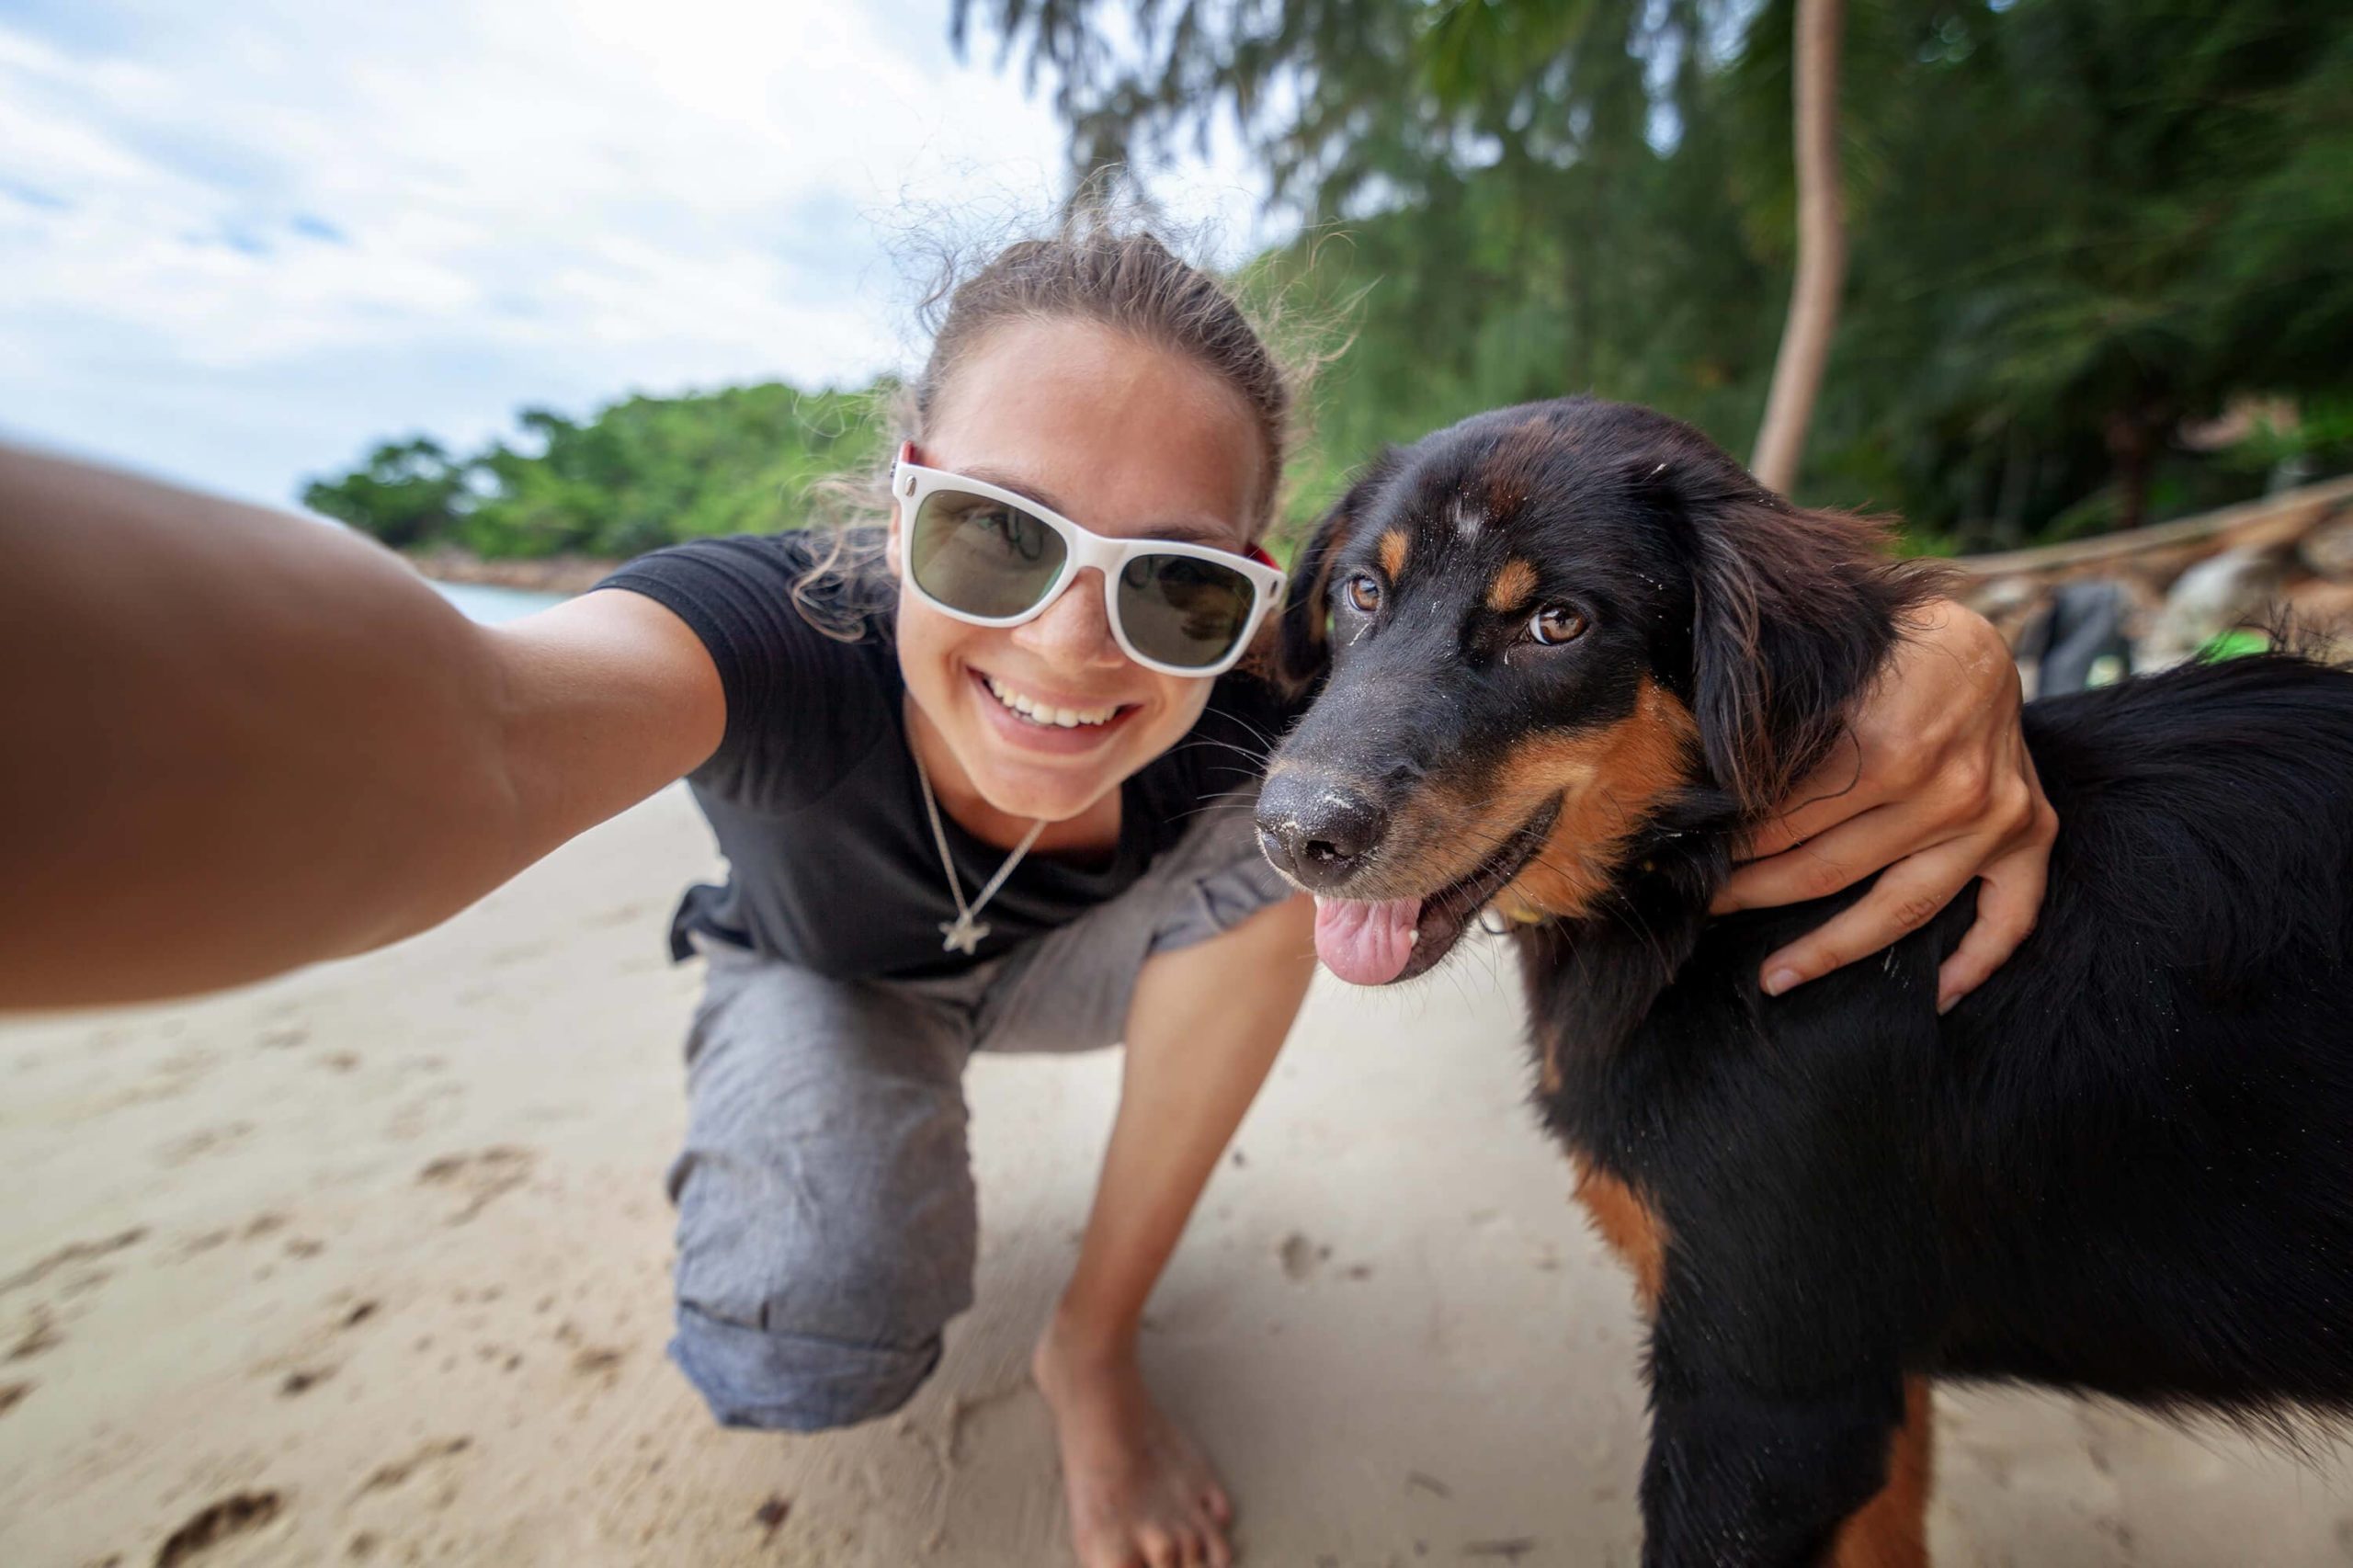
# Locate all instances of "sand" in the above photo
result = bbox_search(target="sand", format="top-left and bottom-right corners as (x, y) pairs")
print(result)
(3, 784), (2349, 1567)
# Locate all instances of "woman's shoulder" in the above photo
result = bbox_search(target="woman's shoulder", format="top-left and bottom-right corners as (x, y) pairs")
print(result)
(597, 528), (899, 808)
(598, 527), (892, 651)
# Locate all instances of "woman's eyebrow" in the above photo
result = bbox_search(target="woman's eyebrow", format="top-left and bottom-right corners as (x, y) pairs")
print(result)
(961, 466), (1240, 548)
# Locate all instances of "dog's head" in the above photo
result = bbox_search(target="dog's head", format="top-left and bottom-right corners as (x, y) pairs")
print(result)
(1259, 396), (1942, 984)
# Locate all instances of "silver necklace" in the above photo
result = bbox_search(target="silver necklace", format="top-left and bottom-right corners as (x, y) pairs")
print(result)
(912, 747), (1047, 956)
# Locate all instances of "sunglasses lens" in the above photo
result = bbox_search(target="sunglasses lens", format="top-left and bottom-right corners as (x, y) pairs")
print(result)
(1117, 554), (1258, 670)
(907, 490), (1069, 619)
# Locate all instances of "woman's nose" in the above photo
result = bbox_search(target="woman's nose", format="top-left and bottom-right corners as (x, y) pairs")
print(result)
(1011, 568), (1126, 668)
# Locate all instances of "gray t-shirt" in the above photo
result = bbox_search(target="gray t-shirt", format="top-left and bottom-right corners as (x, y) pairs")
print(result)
(599, 531), (1296, 979)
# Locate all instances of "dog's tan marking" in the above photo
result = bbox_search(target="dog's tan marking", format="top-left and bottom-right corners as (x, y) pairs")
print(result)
(1486, 680), (1699, 922)
(1485, 558), (1540, 615)
(1571, 1155), (1666, 1310)
(1378, 528), (1409, 580)
(1483, 415), (1563, 516)
(1829, 1378), (1933, 1568)
(1485, 475), (1529, 520)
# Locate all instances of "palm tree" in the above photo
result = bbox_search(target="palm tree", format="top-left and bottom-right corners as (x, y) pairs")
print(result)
(1750, 0), (1846, 496)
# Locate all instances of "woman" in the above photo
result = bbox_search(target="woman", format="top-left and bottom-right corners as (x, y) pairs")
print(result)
(0, 215), (2053, 1568)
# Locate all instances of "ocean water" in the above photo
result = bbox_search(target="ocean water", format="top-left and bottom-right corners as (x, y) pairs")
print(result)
(428, 580), (567, 625)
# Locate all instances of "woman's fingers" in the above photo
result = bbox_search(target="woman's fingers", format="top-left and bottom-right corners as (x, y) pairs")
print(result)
(1711, 599), (2058, 999)
(1716, 802), (1917, 915)
(1749, 761), (2055, 1001)
(1203, 1518), (1234, 1568)
(1755, 840), (1982, 996)
(1934, 796), (2057, 1012)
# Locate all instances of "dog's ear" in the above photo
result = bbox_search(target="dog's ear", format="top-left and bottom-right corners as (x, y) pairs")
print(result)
(1645, 459), (1949, 816)
(1273, 449), (1401, 698)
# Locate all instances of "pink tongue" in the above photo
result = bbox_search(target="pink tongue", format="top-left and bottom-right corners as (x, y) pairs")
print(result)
(1313, 896), (1423, 986)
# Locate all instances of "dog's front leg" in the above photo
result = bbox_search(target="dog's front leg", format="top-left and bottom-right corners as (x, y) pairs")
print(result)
(1636, 1309), (1927, 1568)
(1638, 1366), (1918, 1566)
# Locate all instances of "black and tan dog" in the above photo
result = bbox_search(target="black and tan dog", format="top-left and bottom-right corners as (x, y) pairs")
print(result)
(1257, 396), (2353, 1568)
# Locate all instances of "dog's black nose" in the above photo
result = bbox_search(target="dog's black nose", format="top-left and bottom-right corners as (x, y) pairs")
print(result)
(1256, 770), (1389, 892)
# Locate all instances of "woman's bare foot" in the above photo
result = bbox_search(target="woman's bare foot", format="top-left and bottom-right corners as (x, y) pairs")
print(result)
(1033, 1318), (1235, 1568)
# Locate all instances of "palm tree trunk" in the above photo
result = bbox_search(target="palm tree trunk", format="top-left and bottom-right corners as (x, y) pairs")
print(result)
(1750, 0), (1847, 497)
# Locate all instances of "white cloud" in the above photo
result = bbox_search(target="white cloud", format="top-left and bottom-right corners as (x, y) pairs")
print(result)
(0, 0), (1273, 507)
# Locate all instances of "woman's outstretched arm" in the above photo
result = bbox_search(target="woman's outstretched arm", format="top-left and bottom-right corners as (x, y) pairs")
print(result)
(0, 445), (723, 1010)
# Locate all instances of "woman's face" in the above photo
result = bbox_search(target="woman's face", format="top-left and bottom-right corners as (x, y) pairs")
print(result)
(889, 316), (1266, 825)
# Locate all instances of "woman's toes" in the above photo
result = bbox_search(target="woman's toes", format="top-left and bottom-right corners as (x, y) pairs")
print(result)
(1136, 1523), (1179, 1568)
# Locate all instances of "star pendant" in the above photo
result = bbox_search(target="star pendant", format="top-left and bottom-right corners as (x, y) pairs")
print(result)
(939, 915), (990, 955)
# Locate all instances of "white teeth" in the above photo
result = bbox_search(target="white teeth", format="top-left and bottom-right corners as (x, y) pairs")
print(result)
(984, 675), (1118, 729)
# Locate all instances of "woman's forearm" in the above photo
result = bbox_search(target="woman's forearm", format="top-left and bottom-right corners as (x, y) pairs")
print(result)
(1052, 894), (1318, 1348)
(0, 445), (522, 1007)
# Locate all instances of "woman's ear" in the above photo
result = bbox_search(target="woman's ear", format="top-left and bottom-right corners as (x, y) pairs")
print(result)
(1274, 449), (1400, 697)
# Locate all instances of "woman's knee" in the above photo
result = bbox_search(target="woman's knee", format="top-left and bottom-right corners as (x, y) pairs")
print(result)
(667, 1167), (976, 1431)
(669, 1297), (949, 1432)
(664, 952), (980, 1429)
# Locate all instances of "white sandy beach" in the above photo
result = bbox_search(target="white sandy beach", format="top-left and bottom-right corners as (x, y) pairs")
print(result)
(4, 783), (2349, 1567)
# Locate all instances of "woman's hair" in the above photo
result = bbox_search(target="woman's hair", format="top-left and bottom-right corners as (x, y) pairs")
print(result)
(793, 191), (1319, 640)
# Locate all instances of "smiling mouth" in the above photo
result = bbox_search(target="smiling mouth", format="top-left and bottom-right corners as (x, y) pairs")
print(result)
(976, 670), (1138, 731)
(1310, 797), (1563, 985)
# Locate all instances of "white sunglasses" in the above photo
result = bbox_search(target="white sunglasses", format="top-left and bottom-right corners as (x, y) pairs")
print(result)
(892, 459), (1286, 678)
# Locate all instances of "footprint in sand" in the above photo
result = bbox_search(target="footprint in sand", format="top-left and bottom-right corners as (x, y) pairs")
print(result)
(1277, 1231), (1333, 1282)
(572, 1346), (626, 1381)
(0, 1228), (147, 1297)
(355, 1437), (472, 1499)
(8, 1304), (63, 1362)
(154, 1121), (254, 1167)
(154, 1491), (285, 1567)
(416, 1147), (535, 1223)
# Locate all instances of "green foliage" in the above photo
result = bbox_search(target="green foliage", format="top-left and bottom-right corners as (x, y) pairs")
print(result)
(964, 0), (2353, 547)
(300, 437), (469, 551)
(315, 1), (2352, 559)
(303, 383), (892, 559)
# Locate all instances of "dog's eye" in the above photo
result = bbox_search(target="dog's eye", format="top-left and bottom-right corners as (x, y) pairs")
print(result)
(1527, 605), (1587, 646)
(1345, 574), (1383, 615)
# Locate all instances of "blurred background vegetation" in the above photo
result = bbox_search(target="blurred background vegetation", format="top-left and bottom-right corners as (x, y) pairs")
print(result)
(303, 0), (2353, 562)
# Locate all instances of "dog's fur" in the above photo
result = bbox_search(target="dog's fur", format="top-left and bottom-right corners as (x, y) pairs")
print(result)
(1257, 396), (2353, 1568)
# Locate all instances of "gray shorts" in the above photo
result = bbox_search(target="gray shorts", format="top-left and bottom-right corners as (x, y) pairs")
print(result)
(665, 795), (1289, 1432)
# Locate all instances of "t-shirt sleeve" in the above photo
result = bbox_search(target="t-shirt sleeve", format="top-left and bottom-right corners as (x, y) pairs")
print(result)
(596, 534), (889, 812)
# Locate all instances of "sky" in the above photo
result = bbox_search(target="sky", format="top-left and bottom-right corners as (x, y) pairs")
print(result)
(0, 0), (1272, 508)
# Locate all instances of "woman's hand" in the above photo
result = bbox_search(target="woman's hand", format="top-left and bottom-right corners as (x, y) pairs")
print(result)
(1711, 599), (2058, 1013)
